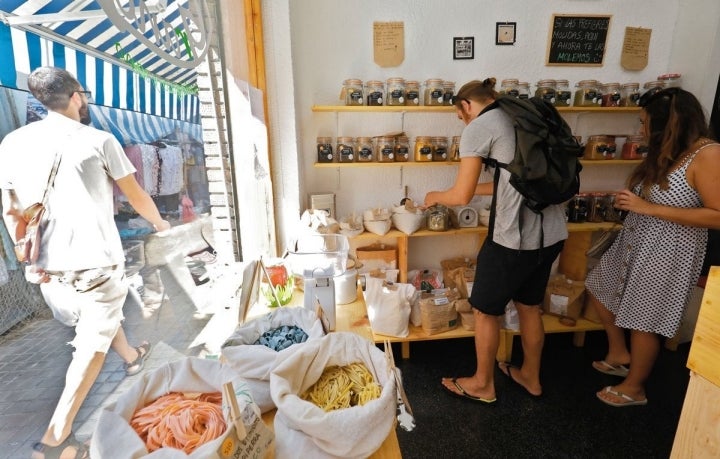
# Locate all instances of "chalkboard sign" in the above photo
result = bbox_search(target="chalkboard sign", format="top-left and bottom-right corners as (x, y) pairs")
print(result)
(547, 14), (611, 66)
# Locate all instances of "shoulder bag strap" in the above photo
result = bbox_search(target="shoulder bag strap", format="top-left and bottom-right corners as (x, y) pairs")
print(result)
(40, 151), (62, 207)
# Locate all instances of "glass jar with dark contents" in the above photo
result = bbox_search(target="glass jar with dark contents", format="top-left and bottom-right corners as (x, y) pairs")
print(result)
(621, 134), (648, 160)
(587, 192), (607, 222)
(432, 136), (448, 161)
(554, 79), (572, 107)
(499, 79), (519, 98)
(394, 135), (410, 162)
(600, 83), (621, 107)
(567, 194), (589, 223)
(405, 80), (421, 106)
(317, 136), (335, 163)
(535, 79), (556, 105)
(376, 136), (395, 162)
(442, 81), (455, 106)
(356, 137), (374, 162)
(386, 77), (406, 106)
(449, 136), (461, 161)
(619, 83), (640, 107)
(342, 79), (363, 106)
(365, 80), (384, 106)
(336, 136), (355, 163)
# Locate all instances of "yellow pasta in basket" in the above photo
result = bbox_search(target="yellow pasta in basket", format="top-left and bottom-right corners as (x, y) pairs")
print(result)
(301, 362), (382, 411)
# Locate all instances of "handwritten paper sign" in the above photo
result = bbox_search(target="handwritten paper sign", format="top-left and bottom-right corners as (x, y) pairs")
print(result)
(547, 14), (611, 66)
(374, 22), (404, 67)
(621, 27), (652, 70)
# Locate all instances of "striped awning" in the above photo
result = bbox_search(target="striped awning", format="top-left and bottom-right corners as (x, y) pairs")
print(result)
(0, 1), (204, 123)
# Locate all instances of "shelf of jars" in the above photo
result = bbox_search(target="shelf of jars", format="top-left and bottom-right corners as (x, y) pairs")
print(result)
(313, 159), (641, 168)
(311, 105), (642, 113)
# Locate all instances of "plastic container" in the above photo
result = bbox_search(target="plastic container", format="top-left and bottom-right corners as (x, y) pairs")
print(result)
(317, 136), (335, 163)
(414, 136), (434, 162)
(342, 79), (364, 106)
(288, 234), (349, 277)
(424, 79), (445, 106)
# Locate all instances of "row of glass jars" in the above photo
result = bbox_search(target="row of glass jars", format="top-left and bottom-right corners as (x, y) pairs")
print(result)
(567, 192), (625, 223)
(583, 134), (647, 160)
(317, 135), (461, 163)
(341, 78), (455, 107)
(499, 77), (678, 108)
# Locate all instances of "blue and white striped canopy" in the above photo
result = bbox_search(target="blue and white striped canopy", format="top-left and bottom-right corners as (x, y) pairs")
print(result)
(0, 1), (201, 123)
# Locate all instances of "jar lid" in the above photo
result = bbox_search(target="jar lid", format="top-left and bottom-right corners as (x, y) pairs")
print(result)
(376, 136), (395, 142)
(424, 78), (444, 85)
(442, 81), (455, 87)
(643, 80), (666, 88)
(386, 77), (405, 84)
(555, 79), (569, 85)
(625, 134), (646, 142)
(365, 80), (384, 88)
(317, 136), (333, 142)
(501, 78), (519, 85)
(518, 82), (529, 88)
(587, 135), (612, 142)
(576, 79), (599, 87)
(415, 136), (433, 142)
(396, 136), (409, 142)
(452, 136), (461, 141)
(658, 73), (681, 80)
(343, 78), (363, 85)
(405, 80), (420, 86)
(431, 136), (448, 142)
(537, 79), (557, 87)
(336, 136), (354, 143)
(601, 82), (621, 90)
(621, 82), (640, 89)
(356, 136), (373, 143)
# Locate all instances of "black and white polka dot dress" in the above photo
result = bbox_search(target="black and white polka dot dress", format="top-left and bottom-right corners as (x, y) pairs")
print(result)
(585, 144), (713, 338)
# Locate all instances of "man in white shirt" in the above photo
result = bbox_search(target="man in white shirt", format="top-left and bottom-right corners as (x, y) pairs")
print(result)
(0, 67), (171, 458)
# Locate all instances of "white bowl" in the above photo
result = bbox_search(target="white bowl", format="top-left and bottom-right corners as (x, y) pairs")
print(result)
(363, 219), (392, 235)
(392, 212), (425, 235)
(363, 208), (391, 221)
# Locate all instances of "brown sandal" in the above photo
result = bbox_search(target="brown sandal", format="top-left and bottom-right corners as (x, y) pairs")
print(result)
(124, 342), (151, 376)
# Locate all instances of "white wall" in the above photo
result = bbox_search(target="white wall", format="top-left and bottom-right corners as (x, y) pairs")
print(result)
(262, 0), (720, 265)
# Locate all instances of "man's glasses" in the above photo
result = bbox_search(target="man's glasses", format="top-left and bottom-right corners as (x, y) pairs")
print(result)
(74, 90), (93, 103)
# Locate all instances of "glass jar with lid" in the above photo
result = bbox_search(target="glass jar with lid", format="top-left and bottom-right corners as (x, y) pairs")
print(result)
(642, 80), (666, 98)
(414, 136), (434, 162)
(424, 79), (445, 106)
(619, 83), (640, 107)
(574, 80), (601, 107)
(432, 136), (449, 161)
(365, 80), (385, 106)
(587, 192), (607, 223)
(584, 135), (615, 160)
(535, 79), (557, 105)
(342, 79), (364, 106)
(442, 81), (456, 105)
(554, 79), (572, 107)
(394, 135), (410, 162)
(317, 136), (335, 163)
(567, 194), (589, 223)
(600, 83), (621, 107)
(336, 136), (356, 163)
(499, 79), (519, 98)
(376, 136), (395, 162)
(657, 73), (682, 88)
(405, 80), (421, 106)
(356, 137), (374, 162)
(449, 136), (461, 161)
(621, 134), (648, 160)
(386, 77), (406, 106)
(517, 82), (530, 100)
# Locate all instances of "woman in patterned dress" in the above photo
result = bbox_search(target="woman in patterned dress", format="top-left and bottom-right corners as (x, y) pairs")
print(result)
(585, 88), (720, 407)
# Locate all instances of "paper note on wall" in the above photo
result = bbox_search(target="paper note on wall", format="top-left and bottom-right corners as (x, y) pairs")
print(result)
(621, 27), (652, 70)
(374, 22), (404, 67)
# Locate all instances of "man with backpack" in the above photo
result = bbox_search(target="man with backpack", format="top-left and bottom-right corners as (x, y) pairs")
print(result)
(424, 78), (569, 402)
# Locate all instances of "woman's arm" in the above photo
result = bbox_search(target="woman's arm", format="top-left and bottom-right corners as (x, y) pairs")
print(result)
(424, 157), (483, 207)
(615, 145), (720, 229)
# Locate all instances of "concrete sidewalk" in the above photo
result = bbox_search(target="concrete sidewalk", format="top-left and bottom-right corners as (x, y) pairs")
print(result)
(0, 261), (244, 458)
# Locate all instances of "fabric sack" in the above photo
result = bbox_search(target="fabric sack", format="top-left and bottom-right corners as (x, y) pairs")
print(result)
(13, 202), (45, 264)
(364, 277), (416, 337)
(221, 307), (325, 412)
(92, 357), (272, 459)
(270, 332), (396, 459)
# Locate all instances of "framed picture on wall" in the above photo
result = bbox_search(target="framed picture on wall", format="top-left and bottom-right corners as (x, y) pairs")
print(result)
(496, 22), (516, 45)
(453, 37), (474, 60)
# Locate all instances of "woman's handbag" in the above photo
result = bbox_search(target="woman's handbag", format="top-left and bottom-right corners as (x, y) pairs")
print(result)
(13, 152), (61, 264)
(586, 225), (621, 260)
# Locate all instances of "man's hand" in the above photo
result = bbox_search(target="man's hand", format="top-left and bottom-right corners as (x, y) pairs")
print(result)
(24, 265), (50, 284)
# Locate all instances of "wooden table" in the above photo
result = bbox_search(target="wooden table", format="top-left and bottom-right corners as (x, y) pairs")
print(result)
(335, 288), (604, 361)
(261, 410), (401, 459)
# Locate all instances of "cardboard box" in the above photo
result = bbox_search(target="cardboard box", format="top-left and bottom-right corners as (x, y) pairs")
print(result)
(543, 275), (586, 320)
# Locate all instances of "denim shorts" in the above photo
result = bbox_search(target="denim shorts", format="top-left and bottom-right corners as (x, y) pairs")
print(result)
(469, 239), (565, 316)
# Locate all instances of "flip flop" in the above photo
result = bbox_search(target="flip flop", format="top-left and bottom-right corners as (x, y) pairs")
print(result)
(592, 360), (629, 377)
(597, 386), (648, 407)
(32, 433), (89, 459)
(498, 363), (542, 398)
(442, 378), (496, 404)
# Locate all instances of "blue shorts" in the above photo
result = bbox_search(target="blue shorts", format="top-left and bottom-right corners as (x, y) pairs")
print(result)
(469, 239), (565, 316)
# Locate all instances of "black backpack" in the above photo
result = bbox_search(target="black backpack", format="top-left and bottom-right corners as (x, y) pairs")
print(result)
(484, 95), (583, 243)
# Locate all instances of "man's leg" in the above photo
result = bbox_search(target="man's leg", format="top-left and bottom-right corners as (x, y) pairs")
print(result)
(441, 309), (500, 401)
(499, 302), (544, 396)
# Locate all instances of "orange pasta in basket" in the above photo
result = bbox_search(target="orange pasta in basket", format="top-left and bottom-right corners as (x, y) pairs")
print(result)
(130, 392), (226, 453)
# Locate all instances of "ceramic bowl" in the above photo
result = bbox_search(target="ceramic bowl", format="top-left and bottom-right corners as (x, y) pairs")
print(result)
(363, 219), (392, 236)
(392, 211), (425, 235)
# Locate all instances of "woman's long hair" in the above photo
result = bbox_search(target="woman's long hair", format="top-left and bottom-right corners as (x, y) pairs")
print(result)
(628, 88), (711, 193)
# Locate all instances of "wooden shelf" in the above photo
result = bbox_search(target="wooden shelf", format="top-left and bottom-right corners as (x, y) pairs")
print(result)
(312, 105), (641, 113)
(314, 159), (641, 168)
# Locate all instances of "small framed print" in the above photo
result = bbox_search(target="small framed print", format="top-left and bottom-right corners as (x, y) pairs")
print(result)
(453, 36), (474, 60)
(496, 22), (516, 45)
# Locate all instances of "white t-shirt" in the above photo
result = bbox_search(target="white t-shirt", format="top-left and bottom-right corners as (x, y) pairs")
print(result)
(0, 111), (135, 271)
(460, 105), (568, 250)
